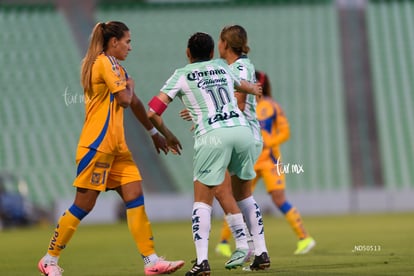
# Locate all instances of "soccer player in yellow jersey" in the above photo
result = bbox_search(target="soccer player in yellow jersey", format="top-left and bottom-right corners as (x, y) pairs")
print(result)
(216, 71), (316, 257)
(37, 21), (184, 276)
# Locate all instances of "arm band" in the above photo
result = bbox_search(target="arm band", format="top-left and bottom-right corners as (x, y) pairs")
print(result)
(148, 96), (168, 115)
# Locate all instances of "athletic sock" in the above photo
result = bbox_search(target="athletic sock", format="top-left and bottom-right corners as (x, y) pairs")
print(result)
(143, 253), (159, 267)
(237, 196), (268, 255)
(47, 204), (88, 257)
(280, 201), (308, 239)
(192, 202), (212, 264)
(225, 213), (249, 250)
(125, 195), (156, 257)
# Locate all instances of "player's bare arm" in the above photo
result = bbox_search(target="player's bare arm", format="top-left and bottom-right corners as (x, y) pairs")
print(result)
(234, 91), (247, 111)
(114, 78), (134, 108)
(236, 79), (262, 96)
(130, 93), (168, 154)
(148, 93), (183, 155)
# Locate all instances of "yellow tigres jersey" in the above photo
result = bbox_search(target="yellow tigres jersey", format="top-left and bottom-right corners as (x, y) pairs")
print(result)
(254, 97), (290, 170)
(77, 53), (128, 154)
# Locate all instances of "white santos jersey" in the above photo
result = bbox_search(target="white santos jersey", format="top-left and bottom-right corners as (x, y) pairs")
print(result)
(160, 58), (249, 136)
(231, 55), (262, 143)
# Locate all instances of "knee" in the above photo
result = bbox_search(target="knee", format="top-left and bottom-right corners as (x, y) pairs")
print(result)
(271, 190), (286, 207)
(232, 180), (252, 201)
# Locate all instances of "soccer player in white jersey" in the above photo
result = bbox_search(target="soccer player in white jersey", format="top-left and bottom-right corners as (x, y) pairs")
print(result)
(147, 32), (270, 276)
(214, 25), (266, 268)
(220, 25), (262, 155)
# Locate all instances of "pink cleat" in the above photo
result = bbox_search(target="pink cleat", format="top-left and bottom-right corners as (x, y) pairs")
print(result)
(38, 257), (64, 276)
(144, 257), (185, 275)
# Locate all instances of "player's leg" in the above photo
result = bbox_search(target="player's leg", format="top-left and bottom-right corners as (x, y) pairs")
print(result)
(38, 147), (109, 276)
(263, 166), (316, 254)
(215, 218), (232, 257)
(214, 172), (251, 269)
(215, 171), (261, 258)
(214, 171), (250, 263)
(187, 179), (216, 275)
(231, 176), (270, 270)
(229, 127), (270, 271)
(112, 151), (184, 275)
(38, 188), (99, 276)
(187, 128), (235, 275)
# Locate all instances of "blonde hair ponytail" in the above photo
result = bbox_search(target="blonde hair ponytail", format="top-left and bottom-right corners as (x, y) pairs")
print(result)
(80, 21), (129, 97)
(81, 22), (105, 96)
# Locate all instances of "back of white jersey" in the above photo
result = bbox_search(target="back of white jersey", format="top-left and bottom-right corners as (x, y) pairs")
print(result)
(231, 56), (262, 142)
(161, 59), (249, 136)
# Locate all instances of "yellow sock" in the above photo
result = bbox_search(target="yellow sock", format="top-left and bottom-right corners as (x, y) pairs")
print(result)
(47, 206), (85, 257)
(219, 218), (232, 243)
(126, 205), (155, 256)
(285, 207), (308, 240)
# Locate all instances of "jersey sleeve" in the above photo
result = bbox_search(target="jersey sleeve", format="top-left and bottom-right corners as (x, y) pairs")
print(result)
(233, 62), (249, 81)
(160, 69), (182, 100)
(273, 101), (290, 146)
(98, 56), (127, 94)
(258, 99), (290, 148)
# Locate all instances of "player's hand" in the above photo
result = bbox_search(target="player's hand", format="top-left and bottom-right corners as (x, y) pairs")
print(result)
(151, 132), (169, 154)
(126, 78), (135, 91)
(179, 108), (192, 121)
(179, 109), (195, 131)
(166, 135), (182, 155)
(251, 82), (262, 97)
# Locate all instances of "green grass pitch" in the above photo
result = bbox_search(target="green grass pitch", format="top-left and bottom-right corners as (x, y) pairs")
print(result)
(0, 212), (413, 275)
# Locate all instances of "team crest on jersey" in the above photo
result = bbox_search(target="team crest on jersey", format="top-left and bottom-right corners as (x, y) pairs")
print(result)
(91, 172), (101, 184)
(112, 63), (121, 77)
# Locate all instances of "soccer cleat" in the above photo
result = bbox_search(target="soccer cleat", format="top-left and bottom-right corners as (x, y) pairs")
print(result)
(294, 237), (316, 255)
(144, 257), (185, 275)
(224, 248), (251, 269)
(38, 257), (64, 276)
(185, 259), (211, 276)
(215, 242), (232, 257)
(249, 252), (271, 271)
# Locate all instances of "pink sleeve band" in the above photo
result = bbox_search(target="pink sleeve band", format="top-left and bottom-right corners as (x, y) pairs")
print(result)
(148, 96), (168, 115)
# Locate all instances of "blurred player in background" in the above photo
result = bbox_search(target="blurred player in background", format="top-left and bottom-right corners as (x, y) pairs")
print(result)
(147, 32), (270, 276)
(215, 70), (316, 257)
(37, 21), (184, 276)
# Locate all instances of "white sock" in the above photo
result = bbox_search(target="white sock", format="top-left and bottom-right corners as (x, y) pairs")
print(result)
(143, 253), (159, 266)
(225, 213), (249, 250)
(237, 196), (268, 256)
(44, 253), (59, 265)
(192, 202), (212, 264)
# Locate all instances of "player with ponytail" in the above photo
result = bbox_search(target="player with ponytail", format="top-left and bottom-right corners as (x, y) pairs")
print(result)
(37, 21), (184, 276)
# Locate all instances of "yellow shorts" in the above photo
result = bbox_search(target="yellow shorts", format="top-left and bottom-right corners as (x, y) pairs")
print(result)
(252, 166), (285, 192)
(73, 147), (142, 191)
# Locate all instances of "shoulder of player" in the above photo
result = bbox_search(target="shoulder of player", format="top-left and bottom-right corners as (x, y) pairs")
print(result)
(232, 59), (246, 72)
(95, 53), (120, 67)
(271, 100), (283, 110)
(257, 98), (276, 115)
(271, 100), (288, 116)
